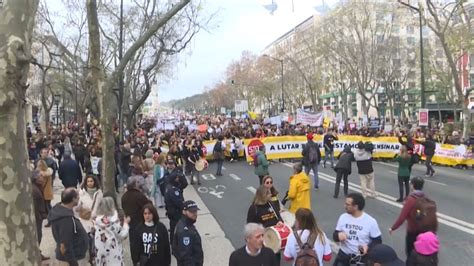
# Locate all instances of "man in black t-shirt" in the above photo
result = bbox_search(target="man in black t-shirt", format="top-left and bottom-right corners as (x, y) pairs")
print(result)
(229, 223), (278, 266)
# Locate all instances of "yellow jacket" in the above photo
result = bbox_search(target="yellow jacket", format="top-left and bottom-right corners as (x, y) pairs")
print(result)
(288, 171), (311, 213)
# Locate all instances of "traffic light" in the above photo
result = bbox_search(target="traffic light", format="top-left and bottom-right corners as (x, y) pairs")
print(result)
(231, 80), (235, 85)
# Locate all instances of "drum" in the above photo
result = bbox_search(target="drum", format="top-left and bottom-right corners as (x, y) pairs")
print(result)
(264, 224), (293, 253)
(280, 211), (295, 227)
(195, 159), (208, 172)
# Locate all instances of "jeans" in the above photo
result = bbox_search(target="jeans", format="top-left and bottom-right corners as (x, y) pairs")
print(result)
(425, 154), (435, 175)
(216, 160), (224, 175)
(190, 168), (201, 184)
(335, 169), (349, 197)
(324, 149), (335, 167)
(398, 176), (410, 200)
(304, 163), (319, 188)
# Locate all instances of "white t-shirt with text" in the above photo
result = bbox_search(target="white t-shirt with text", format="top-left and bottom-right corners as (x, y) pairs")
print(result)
(283, 229), (332, 266)
(335, 212), (381, 255)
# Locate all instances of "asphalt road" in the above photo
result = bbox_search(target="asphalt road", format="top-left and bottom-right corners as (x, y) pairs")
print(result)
(193, 159), (474, 265)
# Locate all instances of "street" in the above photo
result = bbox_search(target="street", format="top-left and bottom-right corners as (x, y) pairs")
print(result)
(196, 159), (474, 265)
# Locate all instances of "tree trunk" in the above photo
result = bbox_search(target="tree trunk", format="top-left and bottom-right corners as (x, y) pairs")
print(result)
(0, 0), (41, 264)
(87, 0), (116, 196)
(86, 0), (191, 195)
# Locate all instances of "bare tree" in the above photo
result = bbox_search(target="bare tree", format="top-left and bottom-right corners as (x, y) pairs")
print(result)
(423, 0), (473, 138)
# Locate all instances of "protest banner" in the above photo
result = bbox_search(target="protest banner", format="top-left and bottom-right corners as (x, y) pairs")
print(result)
(296, 109), (324, 126)
(418, 109), (429, 126)
(240, 136), (473, 167)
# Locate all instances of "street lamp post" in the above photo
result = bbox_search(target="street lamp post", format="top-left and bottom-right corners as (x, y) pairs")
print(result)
(263, 54), (285, 112)
(54, 94), (60, 127)
(398, 0), (426, 109)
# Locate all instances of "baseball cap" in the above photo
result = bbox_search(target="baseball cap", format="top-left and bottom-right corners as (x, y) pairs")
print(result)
(183, 200), (200, 211)
(367, 244), (404, 266)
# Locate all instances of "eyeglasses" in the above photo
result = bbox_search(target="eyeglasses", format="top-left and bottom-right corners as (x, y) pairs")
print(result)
(265, 181), (273, 185)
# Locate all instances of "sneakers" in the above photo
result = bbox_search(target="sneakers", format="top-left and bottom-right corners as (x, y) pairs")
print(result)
(41, 254), (50, 261)
(396, 198), (403, 202)
(314, 187), (319, 191)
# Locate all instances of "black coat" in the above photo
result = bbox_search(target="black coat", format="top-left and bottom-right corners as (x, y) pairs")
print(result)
(172, 217), (203, 266)
(48, 204), (88, 262)
(121, 188), (151, 227)
(58, 158), (82, 188)
(302, 140), (321, 166)
(335, 151), (354, 174)
(32, 182), (47, 224)
(134, 222), (171, 266)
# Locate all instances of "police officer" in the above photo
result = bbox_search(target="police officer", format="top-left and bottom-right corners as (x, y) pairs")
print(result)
(172, 200), (203, 266)
(164, 160), (186, 243)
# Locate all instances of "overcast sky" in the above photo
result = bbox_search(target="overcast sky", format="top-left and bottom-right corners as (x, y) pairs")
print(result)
(158, 0), (338, 102)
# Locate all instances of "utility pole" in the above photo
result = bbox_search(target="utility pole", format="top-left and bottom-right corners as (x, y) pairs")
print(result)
(398, 0), (426, 108)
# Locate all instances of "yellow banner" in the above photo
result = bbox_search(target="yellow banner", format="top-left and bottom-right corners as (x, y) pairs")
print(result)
(238, 136), (474, 167)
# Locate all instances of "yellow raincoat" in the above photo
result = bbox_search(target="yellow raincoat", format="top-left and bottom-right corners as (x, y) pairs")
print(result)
(288, 171), (311, 213)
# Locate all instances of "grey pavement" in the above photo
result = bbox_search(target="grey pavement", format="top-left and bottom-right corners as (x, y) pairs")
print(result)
(197, 159), (474, 266)
(40, 176), (234, 266)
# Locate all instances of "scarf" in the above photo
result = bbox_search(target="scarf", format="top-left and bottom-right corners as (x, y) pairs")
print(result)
(87, 187), (98, 198)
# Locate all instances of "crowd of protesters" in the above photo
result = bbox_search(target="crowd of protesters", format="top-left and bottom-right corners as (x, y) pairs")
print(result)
(24, 113), (464, 265)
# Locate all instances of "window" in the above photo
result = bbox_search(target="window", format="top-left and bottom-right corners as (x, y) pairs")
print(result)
(407, 25), (415, 34)
(408, 82), (416, 88)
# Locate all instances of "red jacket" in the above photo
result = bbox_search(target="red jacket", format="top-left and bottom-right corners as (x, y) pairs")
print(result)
(391, 191), (424, 233)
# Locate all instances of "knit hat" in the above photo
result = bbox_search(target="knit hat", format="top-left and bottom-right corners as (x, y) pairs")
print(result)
(307, 133), (314, 140)
(414, 231), (440, 255)
(343, 146), (352, 153)
(367, 244), (404, 266)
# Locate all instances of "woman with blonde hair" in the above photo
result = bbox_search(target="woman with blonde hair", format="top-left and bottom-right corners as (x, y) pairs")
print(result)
(94, 197), (130, 265)
(246, 186), (283, 228)
(395, 145), (412, 202)
(36, 160), (53, 224)
(283, 208), (332, 265)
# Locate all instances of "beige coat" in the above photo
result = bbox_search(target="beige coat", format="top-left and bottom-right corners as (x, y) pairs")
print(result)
(41, 168), (54, 201)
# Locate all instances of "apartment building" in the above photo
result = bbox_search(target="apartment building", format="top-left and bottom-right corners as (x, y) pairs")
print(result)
(262, 0), (468, 122)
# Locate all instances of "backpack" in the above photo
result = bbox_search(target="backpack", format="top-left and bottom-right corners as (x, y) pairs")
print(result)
(308, 143), (319, 164)
(253, 153), (259, 167)
(294, 231), (320, 266)
(411, 195), (438, 233)
(213, 141), (223, 152)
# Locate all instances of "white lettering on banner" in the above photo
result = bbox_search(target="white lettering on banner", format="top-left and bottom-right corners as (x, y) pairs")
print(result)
(91, 156), (100, 175)
(296, 109), (324, 126)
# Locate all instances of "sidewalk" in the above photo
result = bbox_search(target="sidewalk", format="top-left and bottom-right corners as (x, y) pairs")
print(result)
(40, 178), (235, 265)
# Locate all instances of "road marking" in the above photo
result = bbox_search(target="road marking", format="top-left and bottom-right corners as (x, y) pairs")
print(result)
(388, 170), (446, 186)
(222, 166), (226, 170)
(229, 173), (241, 181)
(247, 186), (256, 194)
(424, 179), (447, 186)
(282, 162), (474, 234)
(202, 174), (216, 181)
(376, 161), (397, 168)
